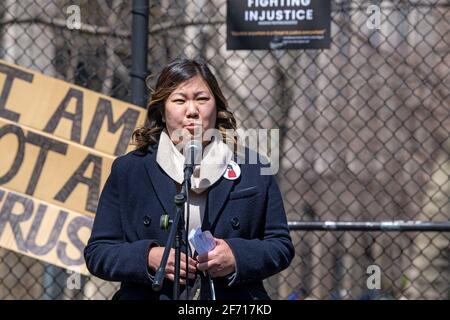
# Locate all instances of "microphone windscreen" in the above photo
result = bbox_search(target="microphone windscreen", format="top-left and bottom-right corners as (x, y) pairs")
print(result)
(183, 139), (202, 166)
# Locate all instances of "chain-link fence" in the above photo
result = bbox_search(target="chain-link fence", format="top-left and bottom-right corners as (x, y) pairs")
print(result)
(0, 0), (449, 299)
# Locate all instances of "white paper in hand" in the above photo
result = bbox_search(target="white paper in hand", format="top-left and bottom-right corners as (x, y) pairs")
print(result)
(188, 228), (216, 255)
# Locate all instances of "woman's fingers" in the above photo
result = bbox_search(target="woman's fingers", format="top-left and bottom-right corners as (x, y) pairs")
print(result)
(149, 248), (198, 284)
(168, 267), (196, 279)
(197, 260), (215, 272)
(171, 252), (197, 274)
(209, 270), (219, 278)
(165, 261), (196, 280)
(180, 269), (196, 279)
(187, 261), (198, 274)
(166, 274), (186, 285)
(188, 257), (198, 269)
(180, 253), (198, 268)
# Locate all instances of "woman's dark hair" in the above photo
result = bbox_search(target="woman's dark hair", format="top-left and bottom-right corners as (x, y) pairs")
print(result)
(132, 58), (237, 150)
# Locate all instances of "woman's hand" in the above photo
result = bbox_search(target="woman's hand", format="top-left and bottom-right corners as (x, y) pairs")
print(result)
(148, 247), (197, 285)
(196, 238), (236, 278)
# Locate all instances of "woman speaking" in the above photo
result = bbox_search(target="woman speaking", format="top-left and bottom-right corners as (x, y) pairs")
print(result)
(84, 58), (294, 300)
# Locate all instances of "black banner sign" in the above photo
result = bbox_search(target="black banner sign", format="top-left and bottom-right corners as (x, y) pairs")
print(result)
(227, 0), (331, 50)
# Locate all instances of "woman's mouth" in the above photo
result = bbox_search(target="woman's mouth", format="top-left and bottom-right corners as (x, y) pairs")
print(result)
(184, 123), (200, 130)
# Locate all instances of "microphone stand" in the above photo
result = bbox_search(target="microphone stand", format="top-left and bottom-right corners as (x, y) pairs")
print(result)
(182, 163), (192, 300)
(152, 164), (193, 300)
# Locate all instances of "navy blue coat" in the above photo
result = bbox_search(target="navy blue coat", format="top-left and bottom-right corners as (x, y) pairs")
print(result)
(84, 144), (294, 300)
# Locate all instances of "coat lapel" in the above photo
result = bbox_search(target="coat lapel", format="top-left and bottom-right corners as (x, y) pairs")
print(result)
(142, 146), (177, 216)
(204, 177), (235, 229)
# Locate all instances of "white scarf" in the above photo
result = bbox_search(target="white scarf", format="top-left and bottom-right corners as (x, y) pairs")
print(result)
(156, 130), (233, 194)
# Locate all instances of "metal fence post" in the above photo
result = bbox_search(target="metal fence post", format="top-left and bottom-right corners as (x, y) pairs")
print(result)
(131, 0), (149, 108)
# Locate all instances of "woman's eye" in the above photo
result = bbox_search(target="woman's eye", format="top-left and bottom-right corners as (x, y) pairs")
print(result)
(173, 99), (185, 104)
(197, 97), (209, 102)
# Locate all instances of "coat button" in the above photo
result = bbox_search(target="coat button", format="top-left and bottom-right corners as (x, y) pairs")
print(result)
(143, 216), (152, 227)
(230, 217), (240, 229)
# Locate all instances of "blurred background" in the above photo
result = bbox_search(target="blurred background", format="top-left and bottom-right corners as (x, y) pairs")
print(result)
(0, 0), (449, 299)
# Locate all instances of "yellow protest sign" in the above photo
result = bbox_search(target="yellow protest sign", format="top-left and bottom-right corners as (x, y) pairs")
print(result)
(0, 118), (113, 217)
(0, 187), (92, 275)
(0, 60), (146, 156)
(0, 59), (147, 273)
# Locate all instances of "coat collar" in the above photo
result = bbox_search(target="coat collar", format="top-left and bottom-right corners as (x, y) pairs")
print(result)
(156, 130), (232, 195)
(141, 143), (237, 228)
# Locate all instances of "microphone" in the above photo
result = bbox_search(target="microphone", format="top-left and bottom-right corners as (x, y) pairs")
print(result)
(183, 139), (202, 169)
(183, 139), (202, 185)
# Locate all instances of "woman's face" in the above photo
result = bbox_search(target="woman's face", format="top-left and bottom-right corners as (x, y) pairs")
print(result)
(164, 75), (217, 143)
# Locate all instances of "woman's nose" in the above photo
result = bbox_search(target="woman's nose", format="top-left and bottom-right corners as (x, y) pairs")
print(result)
(186, 100), (199, 117)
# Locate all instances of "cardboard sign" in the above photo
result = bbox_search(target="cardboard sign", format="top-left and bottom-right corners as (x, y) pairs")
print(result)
(0, 187), (92, 275)
(0, 59), (147, 273)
